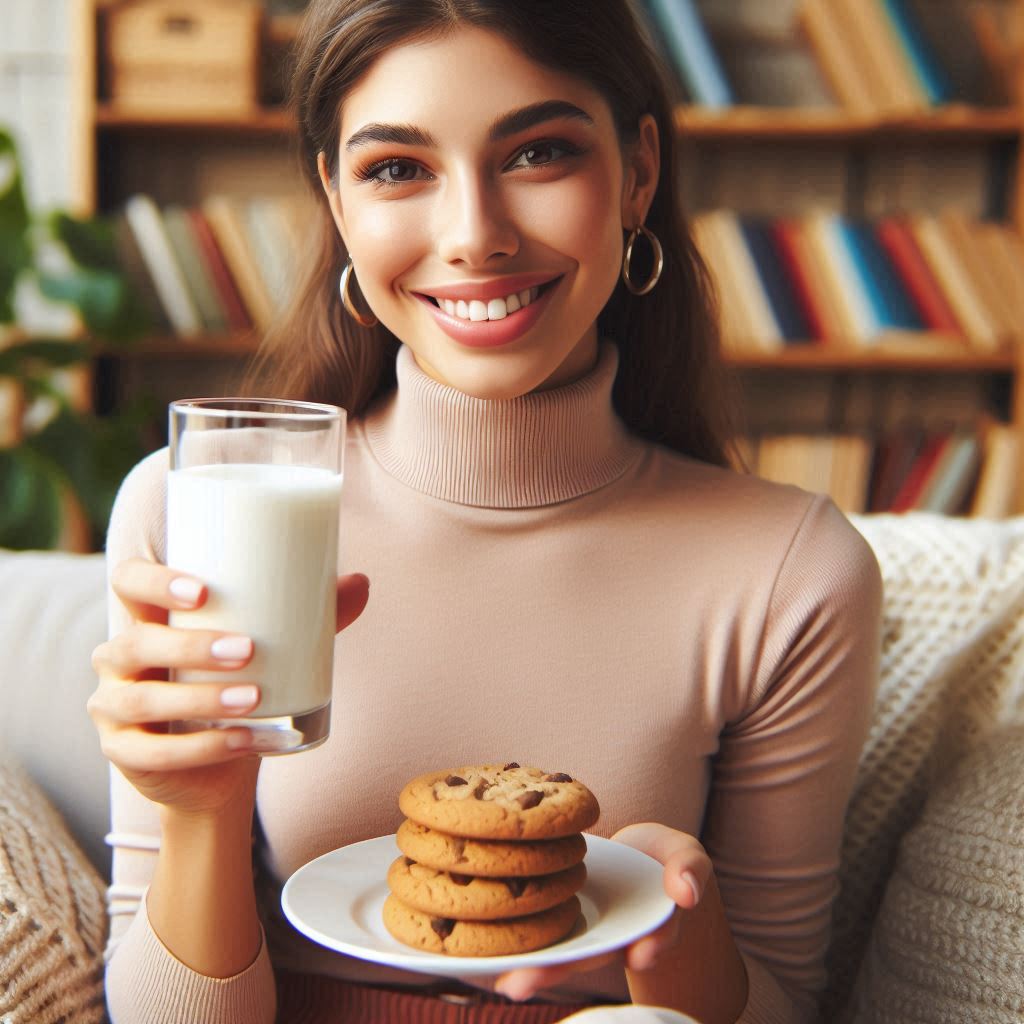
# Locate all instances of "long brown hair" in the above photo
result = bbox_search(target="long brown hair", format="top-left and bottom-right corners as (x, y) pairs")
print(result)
(244, 0), (738, 467)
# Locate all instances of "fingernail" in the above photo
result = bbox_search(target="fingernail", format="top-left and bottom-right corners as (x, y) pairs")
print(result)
(169, 577), (203, 605)
(221, 685), (259, 709)
(494, 981), (525, 1002)
(225, 729), (252, 750)
(212, 636), (253, 662)
(681, 870), (703, 905)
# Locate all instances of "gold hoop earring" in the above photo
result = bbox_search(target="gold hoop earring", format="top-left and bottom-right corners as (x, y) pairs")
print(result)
(340, 257), (378, 327)
(622, 223), (664, 296)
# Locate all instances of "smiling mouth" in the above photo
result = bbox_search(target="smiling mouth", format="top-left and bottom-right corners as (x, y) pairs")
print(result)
(419, 277), (562, 323)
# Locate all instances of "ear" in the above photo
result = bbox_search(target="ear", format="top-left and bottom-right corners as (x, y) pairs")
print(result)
(620, 114), (660, 230)
(317, 151), (349, 249)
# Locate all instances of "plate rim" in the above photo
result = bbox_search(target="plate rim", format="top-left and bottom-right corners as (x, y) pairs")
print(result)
(280, 833), (675, 976)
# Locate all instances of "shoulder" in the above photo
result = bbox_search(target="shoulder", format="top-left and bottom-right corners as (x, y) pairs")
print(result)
(105, 448), (170, 565)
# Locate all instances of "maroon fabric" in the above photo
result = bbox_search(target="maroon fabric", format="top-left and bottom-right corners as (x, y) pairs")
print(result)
(275, 971), (607, 1023)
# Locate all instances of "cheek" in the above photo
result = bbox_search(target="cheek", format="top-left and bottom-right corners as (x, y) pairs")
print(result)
(341, 200), (427, 294)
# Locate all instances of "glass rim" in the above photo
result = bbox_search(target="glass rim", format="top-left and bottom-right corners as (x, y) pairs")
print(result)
(169, 398), (346, 422)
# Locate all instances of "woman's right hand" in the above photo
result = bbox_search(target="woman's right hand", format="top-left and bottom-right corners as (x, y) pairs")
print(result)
(88, 557), (369, 818)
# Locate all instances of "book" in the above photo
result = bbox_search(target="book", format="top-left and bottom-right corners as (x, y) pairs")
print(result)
(880, 0), (955, 105)
(868, 426), (925, 512)
(820, 213), (883, 341)
(908, 215), (1000, 352)
(710, 210), (784, 351)
(970, 423), (1020, 518)
(839, 218), (924, 336)
(162, 205), (228, 334)
(738, 217), (813, 343)
(875, 218), (962, 337)
(843, 0), (929, 112)
(770, 219), (828, 342)
(111, 209), (172, 335)
(201, 195), (275, 333)
(801, 212), (863, 345)
(974, 223), (1024, 332)
(798, 0), (878, 116)
(889, 431), (951, 512)
(643, 0), (733, 108)
(185, 208), (253, 332)
(919, 434), (983, 515)
(825, 0), (918, 116)
(123, 194), (202, 338)
(829, 433), (874, 515)
(691, 213), (759, 354)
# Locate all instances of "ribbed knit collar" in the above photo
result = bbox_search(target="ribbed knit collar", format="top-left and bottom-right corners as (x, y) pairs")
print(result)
(363, 342), (640, 508)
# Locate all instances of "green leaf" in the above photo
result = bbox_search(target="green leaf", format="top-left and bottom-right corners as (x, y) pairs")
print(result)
(37, 268), (149, 342)
(0, 339), (89, 376)
(0, 131), (31, 323)
(47, 211), (121, 272)
(0, 447), (62, 549)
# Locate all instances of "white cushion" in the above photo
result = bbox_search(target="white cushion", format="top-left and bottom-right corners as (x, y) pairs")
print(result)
(0, 549), (109, 875)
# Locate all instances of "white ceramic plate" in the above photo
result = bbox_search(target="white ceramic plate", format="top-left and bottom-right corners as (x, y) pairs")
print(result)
(281, 833), (675, 977)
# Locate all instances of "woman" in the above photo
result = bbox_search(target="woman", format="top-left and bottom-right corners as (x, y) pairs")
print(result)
(89, 2), (882, 1022)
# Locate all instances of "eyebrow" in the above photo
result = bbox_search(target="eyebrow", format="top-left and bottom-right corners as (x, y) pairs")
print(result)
(343, 100), (595, 152)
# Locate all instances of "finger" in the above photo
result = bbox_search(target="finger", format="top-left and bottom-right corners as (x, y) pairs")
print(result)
(494, 952), (620, 1002)
(111, 558), (208, 624)
(612, 822), (712, 910)
(98, 723), (277, 771)
(624, 910), (681, 972)
(89, 679), (261, 726)
(93, 623), (254, 677)
(336, 573), (370, 633)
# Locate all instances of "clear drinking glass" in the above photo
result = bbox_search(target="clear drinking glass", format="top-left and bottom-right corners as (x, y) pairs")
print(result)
(167, 398), (346, 755)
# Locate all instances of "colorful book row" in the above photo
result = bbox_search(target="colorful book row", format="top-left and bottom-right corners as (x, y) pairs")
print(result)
(114, 193), (310, 340)
(691, 209), (1024, 354)
(635, 0), (990, 112)
(741, 422), (1019, 518)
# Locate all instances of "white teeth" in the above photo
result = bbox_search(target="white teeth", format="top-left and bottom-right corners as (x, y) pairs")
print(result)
(435, 285), (545, 322)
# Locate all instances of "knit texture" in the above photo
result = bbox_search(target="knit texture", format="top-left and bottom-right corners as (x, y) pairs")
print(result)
(824, 513), (1024, 1019)
(0, 757), (108, 1024)
(850, 725), (1024, 1022)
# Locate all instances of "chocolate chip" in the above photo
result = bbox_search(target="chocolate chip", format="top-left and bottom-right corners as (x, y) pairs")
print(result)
(431, 917), (455, 939)
(517, 790), (544, 809)
(450, 873), (472, 886)
(503, 762), (520, 770)
(504, 878), (528, 897)
(473, 779), (492, 799)
(543, 772), (573, 783)
(445, 775), (468, 787)
(404, 857), (415, 867)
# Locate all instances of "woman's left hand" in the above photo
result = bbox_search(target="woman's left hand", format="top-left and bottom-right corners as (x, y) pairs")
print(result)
(493, 822), (713, 1002)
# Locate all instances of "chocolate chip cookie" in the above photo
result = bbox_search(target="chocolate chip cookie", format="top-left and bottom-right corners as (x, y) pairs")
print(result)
(398, 763), (600, 840)
(396, 819), (587, 877)
(387, 856), (586, 921)
(382, 892), (582, 957)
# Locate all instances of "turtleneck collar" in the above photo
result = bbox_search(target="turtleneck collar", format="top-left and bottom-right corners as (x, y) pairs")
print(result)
(362, 342), (640, 508)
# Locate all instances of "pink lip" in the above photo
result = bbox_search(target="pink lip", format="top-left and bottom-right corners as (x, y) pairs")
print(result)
(415, 278), (561, 349)
(414, 272), (561, 304)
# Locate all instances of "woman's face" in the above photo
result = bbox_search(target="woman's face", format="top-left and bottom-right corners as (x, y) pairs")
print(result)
(319, 25), (659, 399)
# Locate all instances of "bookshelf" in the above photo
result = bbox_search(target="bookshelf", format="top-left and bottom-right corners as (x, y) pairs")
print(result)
(71, 0), (1024, 516)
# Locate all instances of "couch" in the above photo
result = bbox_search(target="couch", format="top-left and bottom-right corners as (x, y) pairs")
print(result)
(1, 513), (1023, 1023)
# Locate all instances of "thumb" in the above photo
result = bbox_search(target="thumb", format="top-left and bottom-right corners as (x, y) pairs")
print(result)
(336, 573), (370, 632)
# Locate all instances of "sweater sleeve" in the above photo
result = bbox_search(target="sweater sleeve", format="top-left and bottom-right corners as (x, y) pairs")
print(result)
(701, 495), (882, 1024)
(101, 450), (277, 1024)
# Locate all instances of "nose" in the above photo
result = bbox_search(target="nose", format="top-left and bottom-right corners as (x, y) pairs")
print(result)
(435, 169), (519, 267)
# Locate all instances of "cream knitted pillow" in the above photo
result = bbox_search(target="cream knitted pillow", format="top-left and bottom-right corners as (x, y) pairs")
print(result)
(849, 726), (1024, 1023)
(0, 757), (108, 1023)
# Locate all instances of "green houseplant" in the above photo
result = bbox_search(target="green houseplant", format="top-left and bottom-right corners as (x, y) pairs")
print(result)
(0, 128), (154, 551)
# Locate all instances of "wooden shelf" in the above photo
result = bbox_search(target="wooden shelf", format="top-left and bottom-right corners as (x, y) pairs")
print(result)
(95, 104), (296, 134)
(675, 105), (1023, 140)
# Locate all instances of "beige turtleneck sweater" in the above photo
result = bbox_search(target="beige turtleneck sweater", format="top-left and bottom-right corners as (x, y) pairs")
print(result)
(102, 343), (882, 1024)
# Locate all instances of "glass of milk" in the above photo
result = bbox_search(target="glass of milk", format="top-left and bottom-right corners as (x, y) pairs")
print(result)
(166, 398), (346, 755)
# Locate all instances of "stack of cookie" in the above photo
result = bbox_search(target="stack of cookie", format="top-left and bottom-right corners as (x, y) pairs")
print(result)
(383, 763), (600, 957)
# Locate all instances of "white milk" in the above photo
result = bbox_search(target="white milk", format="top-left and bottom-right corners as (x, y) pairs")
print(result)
(167, 463), (342, 718)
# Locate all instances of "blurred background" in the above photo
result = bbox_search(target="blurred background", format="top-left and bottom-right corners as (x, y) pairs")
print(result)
(2, 0), (1024, 553)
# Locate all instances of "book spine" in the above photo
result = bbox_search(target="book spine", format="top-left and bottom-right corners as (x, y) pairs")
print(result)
(875, 218), (962, 336)
(771, 219), (829, 342)
(644, 0), (733, 108)
(880, 0), (955, 104)
(798, 0), (878, 115)
(715, 210), (783, 350)
(738, 217), (812, 343)
(185, 209), (254, 332)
